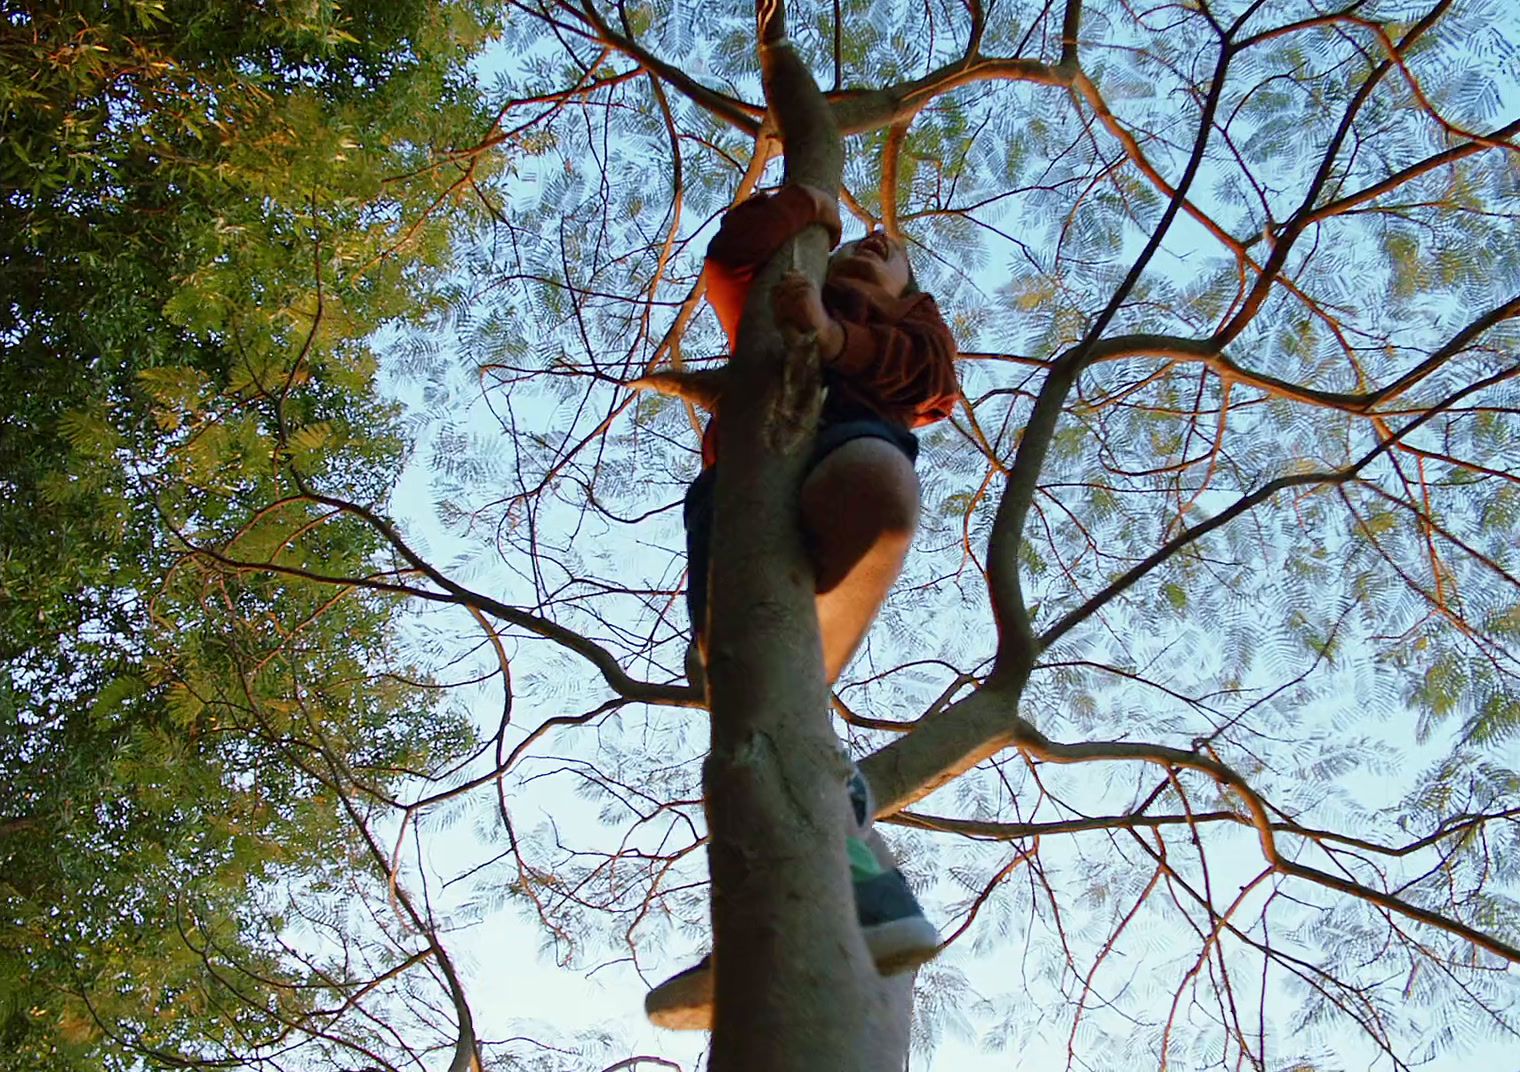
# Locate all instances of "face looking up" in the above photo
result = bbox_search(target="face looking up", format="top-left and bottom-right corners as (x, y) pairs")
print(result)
(828, 230), (913, 297)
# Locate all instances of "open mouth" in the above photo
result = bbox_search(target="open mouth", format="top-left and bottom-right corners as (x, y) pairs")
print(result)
(854, 233), (890, 260)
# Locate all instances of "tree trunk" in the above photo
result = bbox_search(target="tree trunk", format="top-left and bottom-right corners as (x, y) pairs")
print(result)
(703, 13), (915, 1072)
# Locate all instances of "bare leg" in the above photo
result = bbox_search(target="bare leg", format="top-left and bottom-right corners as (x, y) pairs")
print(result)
(646, 445), (927, 1028)
(690, 436), (916, 823)
(798, 437), (920, 684)
(799, 437), (919, 845)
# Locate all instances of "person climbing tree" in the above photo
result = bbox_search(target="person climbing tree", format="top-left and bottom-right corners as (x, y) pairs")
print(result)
(633, 39), (961, 1031)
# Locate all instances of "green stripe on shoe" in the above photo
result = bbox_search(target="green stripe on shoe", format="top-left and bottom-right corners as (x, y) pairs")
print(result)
(847, 836), (886, 882)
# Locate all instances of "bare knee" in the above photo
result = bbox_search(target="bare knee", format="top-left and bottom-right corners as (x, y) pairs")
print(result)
(800, 438), (920, 591)
(802, 437), (919, 532)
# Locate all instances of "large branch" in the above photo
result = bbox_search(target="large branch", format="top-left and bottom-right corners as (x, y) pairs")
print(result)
(891, 805), (1520, 860)
(861, 360), (1520, 977)
(982, 28), (1235, 679)
(575, 5), (764, 134)
(967, 288), (1520, 427)
(167, 496), (697, 709)
(869, 353), (1520, 818)
(574, 0), (1075, 138)
(315, 736), (483, 1071)
(869, 695), (1520, 964)
(1213, 0), (1455, 349)
(1303, 113), (1520, 225)
(830, 55), (1072, 134)
(698, 24), (899, 1071)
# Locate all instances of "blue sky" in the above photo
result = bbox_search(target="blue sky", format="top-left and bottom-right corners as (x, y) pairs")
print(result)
(366, 6), (1520, 1068)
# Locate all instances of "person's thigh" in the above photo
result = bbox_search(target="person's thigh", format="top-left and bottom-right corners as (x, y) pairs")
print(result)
(683, 468), (718, 638)
(801, 435), (921, 538)
(801, 433), (922, 675)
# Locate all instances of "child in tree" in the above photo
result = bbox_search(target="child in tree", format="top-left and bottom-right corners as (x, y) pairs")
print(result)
(638, 183), (960, 1029)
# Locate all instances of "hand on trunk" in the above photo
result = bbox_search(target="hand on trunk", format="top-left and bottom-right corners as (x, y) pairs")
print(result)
(771, 269), (845, 358)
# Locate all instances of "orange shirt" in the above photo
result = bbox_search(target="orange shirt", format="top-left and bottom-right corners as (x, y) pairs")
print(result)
(700, 187), (960, 467)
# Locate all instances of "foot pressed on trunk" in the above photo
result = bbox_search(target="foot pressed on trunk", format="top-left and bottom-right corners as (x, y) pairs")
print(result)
(643, 956), (716, 1031)
(644, 856), (938, 1030)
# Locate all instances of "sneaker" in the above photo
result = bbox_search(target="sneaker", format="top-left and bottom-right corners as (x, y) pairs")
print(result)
(644, 856), (938, 1030)
(854, 867), (940, 975)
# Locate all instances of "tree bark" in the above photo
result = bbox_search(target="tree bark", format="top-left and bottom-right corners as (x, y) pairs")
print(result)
(703, 16), (913, 1071)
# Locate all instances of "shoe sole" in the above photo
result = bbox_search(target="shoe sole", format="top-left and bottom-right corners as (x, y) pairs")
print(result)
(645, 919), (941, 1031)
(645, 968), (715, 1031)
(865, 915), (941, 974)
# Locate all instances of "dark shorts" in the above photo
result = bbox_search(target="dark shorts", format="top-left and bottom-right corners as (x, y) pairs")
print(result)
(683, 418), (919, 637)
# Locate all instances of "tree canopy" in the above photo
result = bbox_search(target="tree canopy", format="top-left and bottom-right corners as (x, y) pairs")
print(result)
(2, 2), (495, 1066)
(5, 0), (1520, 1069)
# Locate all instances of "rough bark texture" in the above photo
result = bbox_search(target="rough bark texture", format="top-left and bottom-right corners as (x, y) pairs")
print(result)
(703, 24), (913, 1072)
